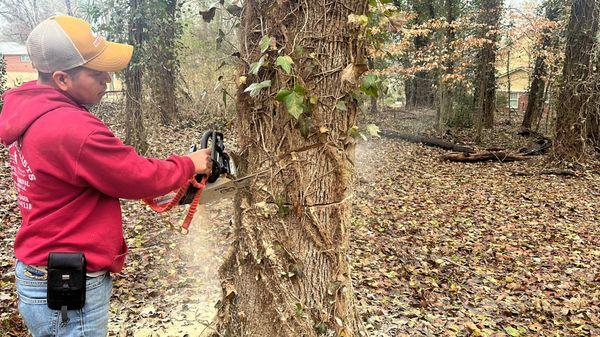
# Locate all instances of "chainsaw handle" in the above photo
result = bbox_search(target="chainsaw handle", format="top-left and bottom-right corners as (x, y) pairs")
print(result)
(199, 130), (224, 183)
(200, 130), (213, 149)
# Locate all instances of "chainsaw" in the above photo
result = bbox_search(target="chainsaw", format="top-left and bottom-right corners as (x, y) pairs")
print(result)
(143, 130), (249, 233)
(179, 130), (235, 204)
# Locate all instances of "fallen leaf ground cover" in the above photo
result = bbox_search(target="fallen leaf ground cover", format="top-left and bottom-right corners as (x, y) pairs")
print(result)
(352, 139), (599, 337)
(1, 107), (598, 336)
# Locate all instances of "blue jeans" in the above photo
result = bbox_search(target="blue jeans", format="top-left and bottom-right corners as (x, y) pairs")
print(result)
(15, 260), (112, 337)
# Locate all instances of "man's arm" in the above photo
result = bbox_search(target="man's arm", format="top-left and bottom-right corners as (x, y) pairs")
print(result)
(73, 128), (210, 199)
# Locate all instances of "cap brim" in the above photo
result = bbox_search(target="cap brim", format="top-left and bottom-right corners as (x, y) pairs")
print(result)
(84, 41), (133, 72)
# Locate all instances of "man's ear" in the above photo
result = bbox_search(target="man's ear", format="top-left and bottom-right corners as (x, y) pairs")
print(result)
(51, 71), (70, 91)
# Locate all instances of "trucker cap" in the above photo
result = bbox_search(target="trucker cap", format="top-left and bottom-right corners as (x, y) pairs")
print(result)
(26, 15), (133, 73)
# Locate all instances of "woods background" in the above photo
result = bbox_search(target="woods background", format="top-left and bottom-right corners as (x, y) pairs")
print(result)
(0, 0), (599, 336)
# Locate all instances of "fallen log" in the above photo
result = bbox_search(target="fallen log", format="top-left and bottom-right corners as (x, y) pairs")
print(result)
(509, 169), (578, 177)
(442, 151), (530, 163)
(381, 130), (475, 153)
(518, 138), (552, 156)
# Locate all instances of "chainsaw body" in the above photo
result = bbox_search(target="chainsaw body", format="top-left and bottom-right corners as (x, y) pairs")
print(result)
(178, 130), (234, 205)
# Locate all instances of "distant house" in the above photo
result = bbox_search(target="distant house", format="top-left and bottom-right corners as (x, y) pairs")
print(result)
(497, 66), (530, 113)
(0, 42), (37, 87)
(496, 32), (534, 114)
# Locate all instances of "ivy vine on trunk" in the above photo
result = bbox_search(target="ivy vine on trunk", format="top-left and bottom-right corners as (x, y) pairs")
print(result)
(212, 1), (368, 336)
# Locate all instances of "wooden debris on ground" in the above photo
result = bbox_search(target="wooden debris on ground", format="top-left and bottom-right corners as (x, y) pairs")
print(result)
(441, 151), (530, 163)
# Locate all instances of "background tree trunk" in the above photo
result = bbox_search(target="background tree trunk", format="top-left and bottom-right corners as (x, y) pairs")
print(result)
(506, 48), (511, 122)
(124, 0), (147, 153)
(148, 0), (179, 125)
(437, 0), (455, 128)
(64, 0), (73, 16)
(554, 0), (599, 161)
(522, 0), (560, 130)
(0, 56), (6, 110)
(368, 58), (378, 115)
(475, 0), (502, 136)
(212, 1), (367, 336)
(405, 0), (436, 110)
(588, 50), (600, 148)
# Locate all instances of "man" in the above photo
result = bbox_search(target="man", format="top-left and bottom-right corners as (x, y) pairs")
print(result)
(0, 15), (212, 336)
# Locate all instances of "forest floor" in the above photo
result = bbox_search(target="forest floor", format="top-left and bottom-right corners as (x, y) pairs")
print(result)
(1, 106), (599, 337)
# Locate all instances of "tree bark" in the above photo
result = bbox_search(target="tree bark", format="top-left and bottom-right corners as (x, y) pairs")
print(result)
(554, 0), (599, 161)
(124, 0), (147, 153)
(474, 0), (502, 136)
(212, 1), (367, 336)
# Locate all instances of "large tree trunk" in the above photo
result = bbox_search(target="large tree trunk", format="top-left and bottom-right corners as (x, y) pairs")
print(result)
(212, 1), (367, 336)
(554, 0), (599, 160)
(124, 0), (147, 153)
(474, 0), (502, 136)
(522, 0), (560, 130)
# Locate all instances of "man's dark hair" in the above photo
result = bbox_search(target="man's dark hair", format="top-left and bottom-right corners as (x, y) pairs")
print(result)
(38, 67), (84, 83)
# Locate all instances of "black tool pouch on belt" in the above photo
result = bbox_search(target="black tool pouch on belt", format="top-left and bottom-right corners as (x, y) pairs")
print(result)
(47, 252), (86, 321)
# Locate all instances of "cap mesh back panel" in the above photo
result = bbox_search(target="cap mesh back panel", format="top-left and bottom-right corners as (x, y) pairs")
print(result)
(27, 20), (85, 73)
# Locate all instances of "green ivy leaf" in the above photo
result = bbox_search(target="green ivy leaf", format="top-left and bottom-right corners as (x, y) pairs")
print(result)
(199, 7), (216, 22)
(293, 84), (307, 96)
(348, 125), (366, 140)
(366, 124), (380, 137)
(275, 88), (293, 101)
(259, 35), (271, 53)
(244, 80), (272, 97)
(216, 29), (225, 49)
(275, 55), (294, 74)
(275, 195), (289, 216)
(295, 303), (303, 317)
(275, 87), (306, 119)
(360, 74), (382, 97)
(336, 100), (347, 111)
(225, 4), (242, 16)
(249, 56), (265, 75)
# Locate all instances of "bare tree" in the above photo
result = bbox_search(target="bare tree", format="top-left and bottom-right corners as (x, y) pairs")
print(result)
(0, 0), (73, 42)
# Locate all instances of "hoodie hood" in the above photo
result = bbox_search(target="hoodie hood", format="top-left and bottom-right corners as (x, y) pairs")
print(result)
(0, 81), (80, 145)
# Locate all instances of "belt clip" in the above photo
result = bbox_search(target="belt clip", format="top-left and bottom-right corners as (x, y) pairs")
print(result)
(60, 305), (69, 327)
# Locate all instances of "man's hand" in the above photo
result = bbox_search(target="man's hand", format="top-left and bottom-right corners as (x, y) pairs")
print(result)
(188, 148), (213, 175)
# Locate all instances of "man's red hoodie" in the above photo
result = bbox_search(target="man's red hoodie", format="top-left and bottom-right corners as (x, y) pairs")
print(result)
(0, 81), (195, 272)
